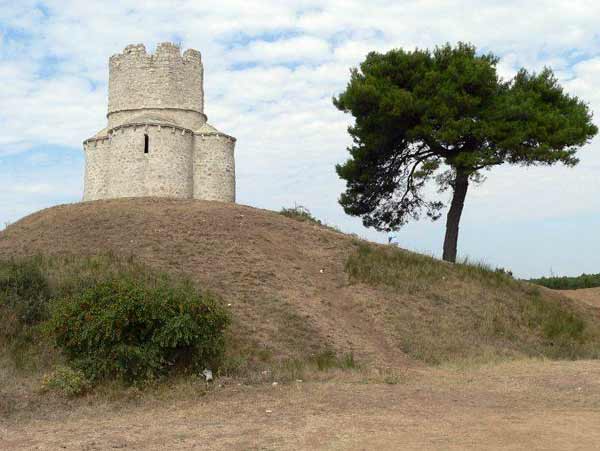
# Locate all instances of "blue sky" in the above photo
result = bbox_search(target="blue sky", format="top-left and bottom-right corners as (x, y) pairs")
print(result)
(1, 0), (599, 278)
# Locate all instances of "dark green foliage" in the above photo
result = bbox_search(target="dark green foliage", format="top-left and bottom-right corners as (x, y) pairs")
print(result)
(0, 258), (51, 330)
(529, 273), (600, 290)
(47, 272), (230, 383)
(334, 42), (597, 261)
(0, 255), (230, 386)
(0, 260), (51, 358)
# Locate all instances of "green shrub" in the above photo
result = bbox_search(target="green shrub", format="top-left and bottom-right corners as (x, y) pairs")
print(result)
(47, 272), (230, 384)
(0, 258), (51, 330)
(42, 366), (90, 397)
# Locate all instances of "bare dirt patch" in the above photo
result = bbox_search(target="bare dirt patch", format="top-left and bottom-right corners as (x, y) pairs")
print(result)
(2, 359), (600, 450)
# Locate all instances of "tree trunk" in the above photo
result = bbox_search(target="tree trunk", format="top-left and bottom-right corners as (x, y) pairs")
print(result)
(442, 168), (469, 263)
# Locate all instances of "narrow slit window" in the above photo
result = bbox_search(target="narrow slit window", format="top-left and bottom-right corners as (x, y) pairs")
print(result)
(144, 134), (149, 154)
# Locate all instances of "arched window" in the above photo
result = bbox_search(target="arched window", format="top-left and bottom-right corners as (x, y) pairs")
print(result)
(144, 134), (149, 154)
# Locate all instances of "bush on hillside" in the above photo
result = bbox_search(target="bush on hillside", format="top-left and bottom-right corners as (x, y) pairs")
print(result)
(42, 365), (90, 397)
(0, 258), (52, 342)
(280, 205), (323, 225)
(47, 271), (230, 384)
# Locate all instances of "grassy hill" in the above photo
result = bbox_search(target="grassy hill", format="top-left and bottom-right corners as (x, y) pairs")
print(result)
(2, 197), (599, 375)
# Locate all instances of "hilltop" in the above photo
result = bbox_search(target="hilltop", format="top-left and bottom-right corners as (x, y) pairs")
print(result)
(1, 198), (599, 368)
(4, 198), (600, 449)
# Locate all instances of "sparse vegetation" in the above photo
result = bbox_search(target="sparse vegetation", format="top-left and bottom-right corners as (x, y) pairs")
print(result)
(345, 242), (516, 294)
(218, 348), (360, 384)
(279, 204), (341, 232)
(529, 273), (600, 290)
(345, 243), (600, 363)
(280, 204), (323, 225)
(42, 366), (91, 397)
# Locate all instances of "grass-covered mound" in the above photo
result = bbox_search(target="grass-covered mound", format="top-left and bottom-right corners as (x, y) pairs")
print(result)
(345, 243), (600, 363)
(529, 273), (600, 290)
(2, 199), (599, 377)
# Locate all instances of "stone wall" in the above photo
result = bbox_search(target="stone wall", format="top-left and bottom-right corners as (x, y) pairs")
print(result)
(106, 124), (194, 199)
(193, 134), (236, 202)
(83, 137), (109, 201)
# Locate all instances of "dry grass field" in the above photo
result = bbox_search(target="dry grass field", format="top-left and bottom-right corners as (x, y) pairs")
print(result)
(1, 198), (600, 450)
(562, 287), (600, 308)
(3, 359), (600, 450)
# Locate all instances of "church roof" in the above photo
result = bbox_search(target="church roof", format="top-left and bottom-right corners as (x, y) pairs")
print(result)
(195, 122), (235, 141)
(94, 127), (109, 138)
(196, 122), (220, 134)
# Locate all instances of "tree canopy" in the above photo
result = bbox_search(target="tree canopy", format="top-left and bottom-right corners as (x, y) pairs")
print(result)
(334, 42), (597, 262)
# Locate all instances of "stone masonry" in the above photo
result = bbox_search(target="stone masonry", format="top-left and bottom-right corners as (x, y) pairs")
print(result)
(82, 42), (236, 202)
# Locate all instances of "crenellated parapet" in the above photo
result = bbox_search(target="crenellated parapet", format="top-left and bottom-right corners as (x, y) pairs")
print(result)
(108, 43), (202, 71)
(108, 42), (204, 127)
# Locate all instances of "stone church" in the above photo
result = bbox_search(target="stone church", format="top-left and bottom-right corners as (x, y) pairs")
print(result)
(83, 42), (236, 202)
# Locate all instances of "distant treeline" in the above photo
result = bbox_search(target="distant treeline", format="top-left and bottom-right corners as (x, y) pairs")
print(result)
(529, 273), (600, 290)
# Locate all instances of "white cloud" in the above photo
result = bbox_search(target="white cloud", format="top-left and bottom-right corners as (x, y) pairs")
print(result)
(228, 36), (331, 65)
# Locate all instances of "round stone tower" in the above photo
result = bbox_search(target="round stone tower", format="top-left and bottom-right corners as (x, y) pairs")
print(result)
(82, 42), (236, 202)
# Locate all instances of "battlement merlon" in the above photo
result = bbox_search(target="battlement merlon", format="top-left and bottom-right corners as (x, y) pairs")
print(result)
(109, 43), (202, 67)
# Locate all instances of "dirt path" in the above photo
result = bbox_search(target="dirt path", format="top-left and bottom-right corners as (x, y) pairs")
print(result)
(3, 359), (600, 450)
